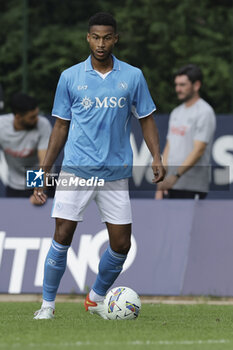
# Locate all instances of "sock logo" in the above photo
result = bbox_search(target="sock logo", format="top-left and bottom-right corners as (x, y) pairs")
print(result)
(47, 258), (56, 266)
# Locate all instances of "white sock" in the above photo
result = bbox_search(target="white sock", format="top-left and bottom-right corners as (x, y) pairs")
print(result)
(89, 289), (105, 302)
(42, 299), (55, 310)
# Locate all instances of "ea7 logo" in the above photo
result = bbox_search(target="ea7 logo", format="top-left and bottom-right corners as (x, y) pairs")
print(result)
(78, 85), (88, 90)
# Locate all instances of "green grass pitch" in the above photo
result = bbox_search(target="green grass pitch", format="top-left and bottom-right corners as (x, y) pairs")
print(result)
(1, 302), (233, 350)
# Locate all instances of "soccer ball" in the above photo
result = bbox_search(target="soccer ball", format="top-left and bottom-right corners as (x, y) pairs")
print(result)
(104, 286), (141, 320)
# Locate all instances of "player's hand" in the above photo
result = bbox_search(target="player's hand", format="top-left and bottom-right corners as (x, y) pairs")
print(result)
(151, 159), (166, 183)
(32, 188), (47, 205)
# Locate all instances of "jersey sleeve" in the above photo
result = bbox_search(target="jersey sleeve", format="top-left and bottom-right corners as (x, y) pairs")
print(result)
(131, 70), (156, 119)
(52, 72), (72, 120)
(194, 110), (216, 143)
(37, 117), (52, 150)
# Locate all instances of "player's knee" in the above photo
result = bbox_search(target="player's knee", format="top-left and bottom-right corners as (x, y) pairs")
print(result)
(54, 218), (75, 245)
(113, 239), (131, 255)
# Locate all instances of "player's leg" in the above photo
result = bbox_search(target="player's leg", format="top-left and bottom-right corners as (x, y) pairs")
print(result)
(34, 172), (97, 319)
(85, 223), (131, 319)
(85, 179), (132, 318)
(91, 222), (131, 298)
(42, 218), (77, 303)
(34, 218), (77, 319)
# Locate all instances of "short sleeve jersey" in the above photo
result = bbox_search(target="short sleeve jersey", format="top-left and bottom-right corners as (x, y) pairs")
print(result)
(52, 55), (156, 180)
(167, 98), (216, 192)
(0, 114), (51, 190)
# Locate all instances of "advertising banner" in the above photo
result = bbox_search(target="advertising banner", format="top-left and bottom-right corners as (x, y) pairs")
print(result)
(1, 198), (233, 296)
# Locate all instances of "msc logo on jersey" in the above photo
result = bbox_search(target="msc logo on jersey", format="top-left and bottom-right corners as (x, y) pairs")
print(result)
(81, 96), (127, 110)
(26, 168), (44, 188)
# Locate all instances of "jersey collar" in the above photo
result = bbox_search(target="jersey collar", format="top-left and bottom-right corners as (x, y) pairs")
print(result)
(84, 55), (120, 72)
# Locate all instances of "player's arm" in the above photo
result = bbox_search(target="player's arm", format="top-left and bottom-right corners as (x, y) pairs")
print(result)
(155, 141), (169, 199)
(38, 149), (47, 166)
(158, 140), (207, 191)
(29, 149), (48, 205)
(33, 118), (70, 204)
(41, 118), (70, 173)
(139, 114), (166, 183)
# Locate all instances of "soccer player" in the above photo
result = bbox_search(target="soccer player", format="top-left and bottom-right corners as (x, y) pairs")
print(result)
(33, 12), (165, 320)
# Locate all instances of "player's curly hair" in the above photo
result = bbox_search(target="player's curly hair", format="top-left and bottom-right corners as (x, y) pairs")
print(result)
(88, 12), (117, 33)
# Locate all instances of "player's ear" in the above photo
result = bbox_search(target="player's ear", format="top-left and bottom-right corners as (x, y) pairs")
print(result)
(87, 33), (90, 43)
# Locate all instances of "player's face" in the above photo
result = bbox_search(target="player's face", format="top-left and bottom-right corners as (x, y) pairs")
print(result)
(87, 25), (118, 62)
(174, 75), (196, 102)
(18, 108), (39, 130)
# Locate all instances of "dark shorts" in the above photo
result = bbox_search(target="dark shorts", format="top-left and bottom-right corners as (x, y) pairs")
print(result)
(166, 189), (207, 199)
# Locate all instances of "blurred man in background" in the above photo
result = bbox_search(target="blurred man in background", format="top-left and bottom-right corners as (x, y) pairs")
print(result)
(155, 64), (216, 199)
(0, 92), (51, 204)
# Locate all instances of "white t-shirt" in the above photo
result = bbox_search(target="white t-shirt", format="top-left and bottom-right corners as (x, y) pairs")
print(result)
(167, 98), (216, 192)
(0, 114), (51, 190)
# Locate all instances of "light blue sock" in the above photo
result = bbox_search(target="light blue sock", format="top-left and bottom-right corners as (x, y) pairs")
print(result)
(43, 239), (69, 301)
(92, 245), (127, 296)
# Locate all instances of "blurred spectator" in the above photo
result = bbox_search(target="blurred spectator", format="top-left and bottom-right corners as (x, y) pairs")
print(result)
(0, 92), (52, 204)
(155, 64), (216, 199)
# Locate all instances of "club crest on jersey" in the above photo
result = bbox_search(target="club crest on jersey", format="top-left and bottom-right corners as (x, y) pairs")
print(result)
(118, 81), (128, 90)
(81, 96), (127, 110)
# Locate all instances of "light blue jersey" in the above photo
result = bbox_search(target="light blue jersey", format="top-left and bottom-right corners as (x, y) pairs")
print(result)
(52, 55), (156, 180)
